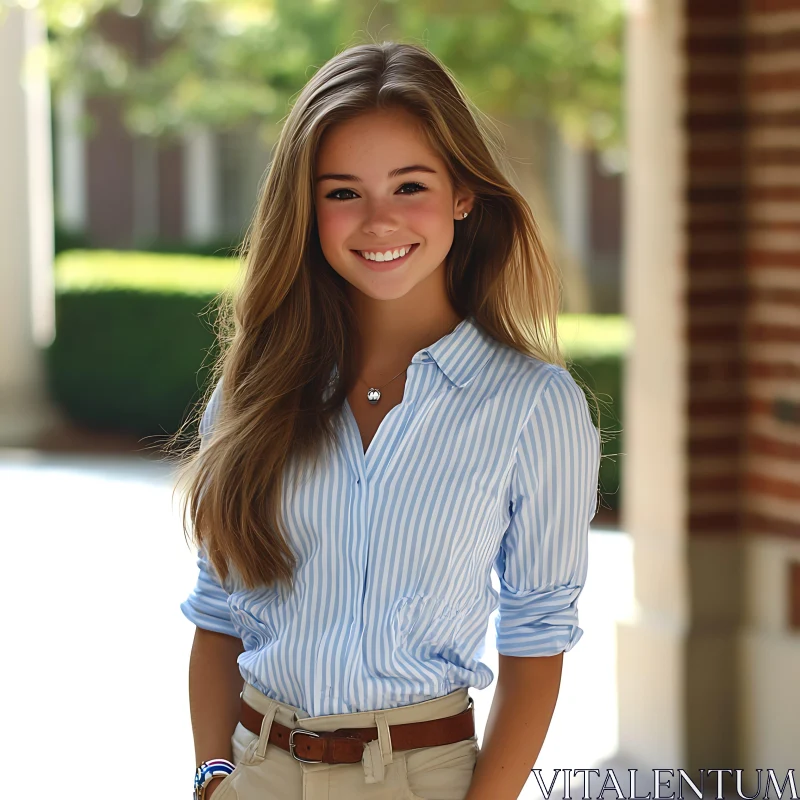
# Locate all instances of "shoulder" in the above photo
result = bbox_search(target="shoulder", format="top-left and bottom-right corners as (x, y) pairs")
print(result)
(488, 341), (583, 411)
(484, 344), (596, 452)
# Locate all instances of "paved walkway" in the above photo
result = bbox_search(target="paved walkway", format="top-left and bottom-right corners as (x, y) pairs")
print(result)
(1, 449), (633, 799)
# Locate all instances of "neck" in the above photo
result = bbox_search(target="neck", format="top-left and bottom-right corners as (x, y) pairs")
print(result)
(348, 269), (463, 382)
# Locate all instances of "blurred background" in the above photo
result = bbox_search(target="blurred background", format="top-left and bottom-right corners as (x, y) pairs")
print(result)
(0, 0), (797, 797)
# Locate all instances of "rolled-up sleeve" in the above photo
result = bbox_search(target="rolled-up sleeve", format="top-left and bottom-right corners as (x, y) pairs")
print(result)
(493, 366), (601, 657)
(180, 379), (239, 638)
(180, 546), (239, 637)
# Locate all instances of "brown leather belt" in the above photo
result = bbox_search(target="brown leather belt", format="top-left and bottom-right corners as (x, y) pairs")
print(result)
(239, 694), (475, 764)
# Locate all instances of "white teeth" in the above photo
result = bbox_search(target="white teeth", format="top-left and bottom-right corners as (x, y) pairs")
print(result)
(358, 245), (413, 262)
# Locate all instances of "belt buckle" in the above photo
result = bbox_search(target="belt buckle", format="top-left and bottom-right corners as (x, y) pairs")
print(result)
(289, 727), (322, 763)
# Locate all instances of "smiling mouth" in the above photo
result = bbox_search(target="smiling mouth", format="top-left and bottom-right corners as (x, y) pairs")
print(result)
(351, 243), (420, 265)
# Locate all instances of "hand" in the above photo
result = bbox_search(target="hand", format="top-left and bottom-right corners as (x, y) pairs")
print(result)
(205, 775), (229, 798)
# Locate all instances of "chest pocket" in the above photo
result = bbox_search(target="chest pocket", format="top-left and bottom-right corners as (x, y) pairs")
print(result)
(392, 594), (465, 655)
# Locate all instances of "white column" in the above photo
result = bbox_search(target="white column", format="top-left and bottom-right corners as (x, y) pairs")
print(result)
(740, 539), (800, 773)
(616, 0), (690, 767)
(132, 135), (160, 245)
(555, 133), (590, 278)
(182, 125), (221, 243)
(0, 7), (61, 446)
(55, 85), (87, 234)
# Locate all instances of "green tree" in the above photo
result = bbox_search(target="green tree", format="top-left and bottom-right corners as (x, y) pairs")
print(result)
(12, 0), (621, 147)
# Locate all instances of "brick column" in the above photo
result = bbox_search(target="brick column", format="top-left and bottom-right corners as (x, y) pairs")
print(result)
(739, 0), (800, 776)
(681, 0), (750, 772)
(618, 0), (800, 782)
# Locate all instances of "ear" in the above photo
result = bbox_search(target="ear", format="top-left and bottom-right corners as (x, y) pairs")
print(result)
(453, 189), (475, 220)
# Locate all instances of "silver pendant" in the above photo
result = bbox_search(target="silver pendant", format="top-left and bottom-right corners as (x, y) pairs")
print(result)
(366, 388), (381, 404)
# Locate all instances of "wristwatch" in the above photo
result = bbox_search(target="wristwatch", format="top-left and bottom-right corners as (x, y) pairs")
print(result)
(193, 758), (235, 799)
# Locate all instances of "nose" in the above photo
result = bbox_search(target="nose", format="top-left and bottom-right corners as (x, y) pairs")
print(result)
(361, 199), (399, 239)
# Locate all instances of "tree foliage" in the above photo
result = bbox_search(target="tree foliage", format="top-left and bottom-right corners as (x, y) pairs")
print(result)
(4, 0), (622, 149)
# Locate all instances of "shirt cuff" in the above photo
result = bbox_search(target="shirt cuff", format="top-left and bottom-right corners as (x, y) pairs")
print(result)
(180, 596), (240, 638)
(494, 583), (584, 657)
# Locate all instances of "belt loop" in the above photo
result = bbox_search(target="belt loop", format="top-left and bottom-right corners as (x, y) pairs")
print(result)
(252, 699), (279, 762)
(361, 711), (392, 784)
(375, 712), (393, 765)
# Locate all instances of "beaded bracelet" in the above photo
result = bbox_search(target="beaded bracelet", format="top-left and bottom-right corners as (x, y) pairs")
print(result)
(193, 758), (235, 800)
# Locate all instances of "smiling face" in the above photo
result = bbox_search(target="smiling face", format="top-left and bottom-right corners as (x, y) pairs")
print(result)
(313, 107), (472, 304)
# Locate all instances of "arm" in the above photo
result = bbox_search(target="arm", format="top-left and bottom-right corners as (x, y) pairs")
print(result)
(466, 368), (601, 800)
(189, 627), (245, 796)
(466, 653), (563, 800)
(185, 379), (244, 795)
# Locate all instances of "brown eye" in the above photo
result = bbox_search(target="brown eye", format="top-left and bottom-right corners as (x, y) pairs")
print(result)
(326, 188), (358, 200)
(325, 182), (428, 201)
(398, 182), (427, 194)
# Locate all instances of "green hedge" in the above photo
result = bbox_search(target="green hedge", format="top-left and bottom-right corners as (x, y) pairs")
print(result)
(47, 250), (233, 437)
(560, 314), (627, 514)
(47, 250), (626, 509)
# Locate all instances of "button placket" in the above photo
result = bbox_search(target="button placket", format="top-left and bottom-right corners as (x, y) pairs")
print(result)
(340, 359), (435, 712)
(342, 467), (370, 712)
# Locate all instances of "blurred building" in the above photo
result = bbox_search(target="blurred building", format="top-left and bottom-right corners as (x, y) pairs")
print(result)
(51, 11), (624, 314)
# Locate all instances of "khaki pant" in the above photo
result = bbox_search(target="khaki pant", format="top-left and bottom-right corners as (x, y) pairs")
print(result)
(212, 683), (480, 800)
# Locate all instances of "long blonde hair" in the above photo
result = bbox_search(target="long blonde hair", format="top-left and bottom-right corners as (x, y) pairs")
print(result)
(169, 40), (601, 593)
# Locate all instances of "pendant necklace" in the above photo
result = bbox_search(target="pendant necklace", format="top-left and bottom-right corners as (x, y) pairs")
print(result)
(357, 364), (410, 405)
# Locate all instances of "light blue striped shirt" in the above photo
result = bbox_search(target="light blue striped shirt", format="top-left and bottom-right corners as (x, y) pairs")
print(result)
(181, 315), (601, 717)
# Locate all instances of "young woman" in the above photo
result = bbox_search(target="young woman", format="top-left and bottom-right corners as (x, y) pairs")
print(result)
(176, 40), (603, 800)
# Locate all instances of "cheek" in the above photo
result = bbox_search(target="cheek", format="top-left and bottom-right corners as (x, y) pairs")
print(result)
(404, 196), (452, 233)
(315, 204), (351, 245)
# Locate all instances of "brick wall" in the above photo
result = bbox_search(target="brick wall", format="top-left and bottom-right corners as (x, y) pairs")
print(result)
(743, 0), (800, 544)
(684, 1), (800, 546)
(84, 9), (185, 247)
(684, 0), (749, 536)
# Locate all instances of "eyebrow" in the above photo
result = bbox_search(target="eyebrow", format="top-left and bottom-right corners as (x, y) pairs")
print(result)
(315, 164), (438, 183)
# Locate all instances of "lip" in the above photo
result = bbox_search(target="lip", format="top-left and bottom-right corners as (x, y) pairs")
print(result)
(351, 243), (419, 272)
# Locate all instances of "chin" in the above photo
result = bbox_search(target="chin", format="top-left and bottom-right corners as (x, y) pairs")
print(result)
(354, 281), (418, 302)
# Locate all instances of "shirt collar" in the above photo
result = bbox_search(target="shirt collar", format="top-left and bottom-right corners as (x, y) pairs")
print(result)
(326, 314), (497, 392)
(410, 314), (496, 388)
